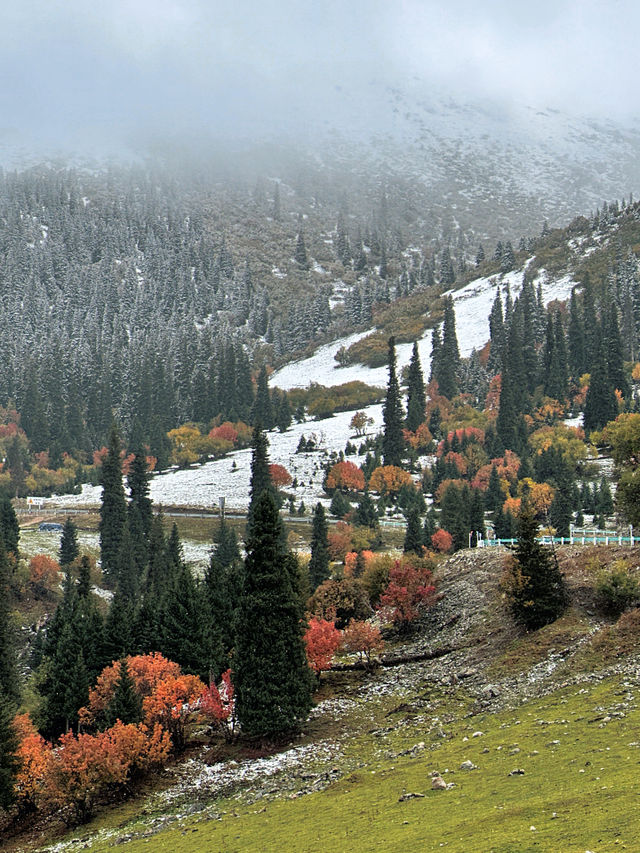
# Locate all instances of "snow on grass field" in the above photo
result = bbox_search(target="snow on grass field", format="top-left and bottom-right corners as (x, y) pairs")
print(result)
(50, 405), (384, 514)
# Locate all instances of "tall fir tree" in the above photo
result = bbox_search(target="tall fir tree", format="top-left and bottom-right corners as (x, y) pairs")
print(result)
(508, 503), (567, 630)
(308, 503), (330, 591)
(59, 517), (79, 568)
(0, 690), (18, 811)
(584, 330), (618, 432)
(403, 506), (423, 554)
(251, 366), (274, 429)
(0, 534), (18, 703)
(99, 424), (127, 587)
(435, 297), (460, 398)
(104, 659), (143, 727)
(382, 336), (404, 466)
(246, 424), (277, 539)
(234, 491), (313, 738)
(405, 341), (427, 432)
(568, 288), (586, 380)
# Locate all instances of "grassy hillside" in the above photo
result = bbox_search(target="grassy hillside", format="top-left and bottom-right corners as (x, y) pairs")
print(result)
(6, 545), (640, 853)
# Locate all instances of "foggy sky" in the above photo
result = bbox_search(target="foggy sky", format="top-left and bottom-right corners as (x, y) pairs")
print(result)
(2, 0), (639, 156)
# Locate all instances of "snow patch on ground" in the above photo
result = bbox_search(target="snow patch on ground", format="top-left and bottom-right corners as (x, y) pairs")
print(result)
(273, 265), (577, 392)
(49, 406), (384, 512)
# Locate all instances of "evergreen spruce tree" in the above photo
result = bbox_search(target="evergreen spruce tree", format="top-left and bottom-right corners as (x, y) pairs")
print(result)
(485, 464), (504, 514)
(102, 590), (135, 666)
(205, 552), (237, 672)
(405, 342), (427, 432)
(602, 303), (629, 399)
(246, 424), (277, 538)
(0, 535), (18, 703)
(0, 495), (19, 558)
(234, 491), (312, 738)
(251, 366), (274, 430)
(439, 483), (469, 551)
(548, 470), (574, 539)
(469, 489), (486, 546)
(487, 289), (505, 373)
(568, 289), (586, 379)
(382, 336), (404, 467)
(105, 659), (143, 727)
(354, 488), (379, 531)
(422, 509), (437, 547)
(436, 297), (460, 399)
(161, 561), (220, 682)
(403, 506), (423, 554)
(0, 690), (18, 811)
(59, 517), (79, 568)
(294, 232), (309, 270)
(584, 331), (618, 432)
(329, 490), (351, 518)
(308, 503), (330, 591)
(508, 503), (567, 630)
(127, 445), (153, 538)
(99, 424), (127, 586)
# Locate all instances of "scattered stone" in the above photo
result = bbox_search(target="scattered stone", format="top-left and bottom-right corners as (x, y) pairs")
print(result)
(509, 748), (521, 755)
(431, 776), (447, 790)
(481, 747), (490, 754)
(482, 684), (501, 698)
(399, 792), (425, 801)
(458, 668), (477, 679)
(460, 760), (477, 771)
(472, 731), (484, 738)
(508, 768), (525, 776)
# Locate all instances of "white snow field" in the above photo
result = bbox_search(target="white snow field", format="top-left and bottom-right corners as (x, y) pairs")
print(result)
(49, 266), (576, 513)
(272, 266), (576, 391)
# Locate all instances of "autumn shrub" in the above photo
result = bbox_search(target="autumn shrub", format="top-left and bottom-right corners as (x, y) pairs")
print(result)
(431, 528), (453, 553)
(369, 465), (413, 496)
(596, 559), (640, 615)
(12, 712), (170, 824)
(327, 521), (354, 562)
(13, 713), (53, 815)
(28, 554), (61, 599)
(303, 618), (342, 675)
(325, 460), (365, 493)
(378, 560), (436, 631)
(200, 669), (237, 741)
(80, 653), (205, 749)
(340, 619), (385, 664)
(308, 577), (372, 629)
(269, 463), (292, 489)
(361, 553), (393, 606)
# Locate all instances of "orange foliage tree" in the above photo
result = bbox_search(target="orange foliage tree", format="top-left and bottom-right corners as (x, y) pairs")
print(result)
(13, 713), (53, 815)
(28, 554), (61, 599)
(81, 653), (182, 724)
(431, 529), (453, 553)
(269, 463), (292, 489)
(340, 620), (385, 664)
(368, 465), (413, 495)
(48, 722), (169, 823)
(403, 421), (433, 452)
(141, 673), (205, 750)
(303, 618), (342, 675)
(325, 460), (365, 492)
(327, 521), (354, 562)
